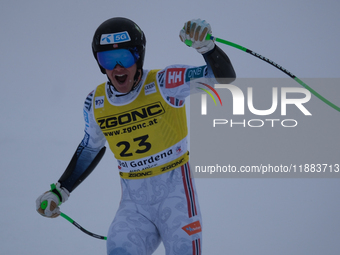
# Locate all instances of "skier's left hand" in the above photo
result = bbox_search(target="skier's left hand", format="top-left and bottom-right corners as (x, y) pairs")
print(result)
(179, 19), (215, 54)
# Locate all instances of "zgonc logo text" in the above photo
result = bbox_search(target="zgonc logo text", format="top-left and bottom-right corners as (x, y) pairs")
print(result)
(98, 102), (165, 130)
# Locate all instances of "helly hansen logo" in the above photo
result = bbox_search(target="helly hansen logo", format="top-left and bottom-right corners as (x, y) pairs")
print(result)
(182, 220), (202, 236)
(166, 68), (185, 88)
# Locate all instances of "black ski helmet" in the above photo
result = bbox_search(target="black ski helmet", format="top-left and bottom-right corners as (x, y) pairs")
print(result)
(92, 17), (146, 74)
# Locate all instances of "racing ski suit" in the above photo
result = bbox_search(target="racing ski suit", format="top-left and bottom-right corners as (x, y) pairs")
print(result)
(58, 45), (236, 255)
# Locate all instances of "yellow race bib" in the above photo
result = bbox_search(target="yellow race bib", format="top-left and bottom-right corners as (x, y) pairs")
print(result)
(93, 70), (188, 175)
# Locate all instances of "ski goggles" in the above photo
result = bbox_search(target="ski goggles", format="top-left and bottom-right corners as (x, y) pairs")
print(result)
(97, 48), (139, 70)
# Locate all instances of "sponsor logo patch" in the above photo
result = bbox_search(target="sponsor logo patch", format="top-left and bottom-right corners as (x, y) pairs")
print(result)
(100, 31), (131, 45)
(128, 171), (152, 178)
(182, 221), (202, 236)
(185, 66), (206, 82)
(166, 68), (185, 88)
(144, 82), (157, 95)
(161, 157), (184, 172)
(95, 96), (104, 109)
(97, 102), (165, 130)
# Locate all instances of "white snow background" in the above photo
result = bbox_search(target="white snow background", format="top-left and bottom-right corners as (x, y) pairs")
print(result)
(1, 0), (340, 254)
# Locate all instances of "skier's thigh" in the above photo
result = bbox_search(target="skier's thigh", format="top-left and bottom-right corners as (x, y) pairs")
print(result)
(107, 208), (161, 255)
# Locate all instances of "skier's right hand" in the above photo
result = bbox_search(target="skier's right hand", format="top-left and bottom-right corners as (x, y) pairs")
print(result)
(36, 183), (70, 218)
(179, 19), (215, 54)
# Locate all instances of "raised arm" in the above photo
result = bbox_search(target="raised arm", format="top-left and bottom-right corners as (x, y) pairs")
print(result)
(179, 18), (236, 83)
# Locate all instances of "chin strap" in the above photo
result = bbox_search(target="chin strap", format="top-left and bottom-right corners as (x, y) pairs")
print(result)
(133, 69), (143, 87)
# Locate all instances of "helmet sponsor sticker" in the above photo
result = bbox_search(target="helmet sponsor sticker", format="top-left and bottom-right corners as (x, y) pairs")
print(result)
(100, 31), (131, 45)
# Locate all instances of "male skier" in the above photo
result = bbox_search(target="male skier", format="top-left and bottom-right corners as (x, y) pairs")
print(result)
(36, 17), (236, 255)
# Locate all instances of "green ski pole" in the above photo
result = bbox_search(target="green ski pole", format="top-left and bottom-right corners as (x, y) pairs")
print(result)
(185, 34), (340, 113)
(60, 212), (107, 240)
(41, 201), (107, 240)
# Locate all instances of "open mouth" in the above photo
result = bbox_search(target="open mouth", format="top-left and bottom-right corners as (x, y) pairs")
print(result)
(115, 74), (128, 84)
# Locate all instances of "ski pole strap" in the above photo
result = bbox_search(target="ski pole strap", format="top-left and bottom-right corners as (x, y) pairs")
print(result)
(119, 151), (189, 179)
(50, 183), (62, 205)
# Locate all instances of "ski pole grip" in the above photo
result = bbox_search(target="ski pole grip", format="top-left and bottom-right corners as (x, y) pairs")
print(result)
(184, 34), (213, 47)
(41, 200), (48, 210)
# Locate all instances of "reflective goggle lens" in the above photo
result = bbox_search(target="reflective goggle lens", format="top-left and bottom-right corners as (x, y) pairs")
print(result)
(97, 49), (138, 70)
